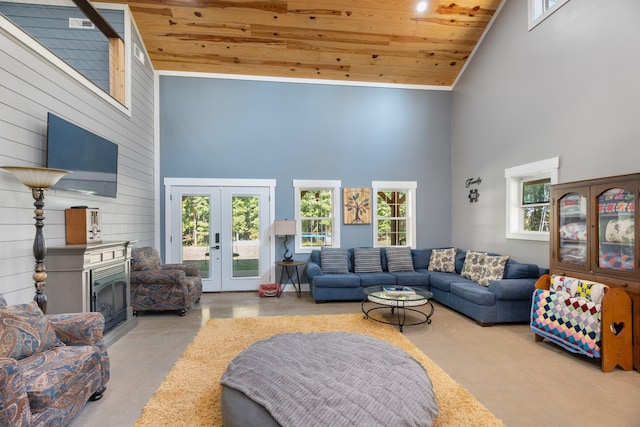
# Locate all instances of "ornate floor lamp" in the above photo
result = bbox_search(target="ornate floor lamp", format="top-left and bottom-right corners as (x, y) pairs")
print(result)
(2, 166), (71, 313)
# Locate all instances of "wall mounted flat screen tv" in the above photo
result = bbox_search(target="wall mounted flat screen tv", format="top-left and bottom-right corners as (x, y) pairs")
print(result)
(46, 113), (118, 198)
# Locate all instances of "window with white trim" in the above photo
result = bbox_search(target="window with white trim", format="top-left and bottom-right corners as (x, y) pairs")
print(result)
(528, 0), (571, 30)
(372, 181), (417, 248)
(505, 157), (559, 241)
(293, 180), (341, 253)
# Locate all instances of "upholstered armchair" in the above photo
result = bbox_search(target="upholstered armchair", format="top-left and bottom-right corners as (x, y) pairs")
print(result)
(0, 293), (109, 427)
(130, 247), (203, 316)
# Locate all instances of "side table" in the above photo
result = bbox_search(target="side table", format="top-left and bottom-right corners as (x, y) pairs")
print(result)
(275, 261), (304, 297)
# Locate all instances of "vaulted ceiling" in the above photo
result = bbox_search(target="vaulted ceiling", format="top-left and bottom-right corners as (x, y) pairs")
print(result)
(105, 0), (503, 87)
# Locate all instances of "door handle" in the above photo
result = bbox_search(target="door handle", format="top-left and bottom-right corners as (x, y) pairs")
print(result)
(212, 245), (220, 250)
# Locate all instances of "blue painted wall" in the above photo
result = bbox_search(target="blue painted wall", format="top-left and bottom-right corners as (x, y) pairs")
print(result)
(0, 3), (124, 93)
(159, 76), (452, 253)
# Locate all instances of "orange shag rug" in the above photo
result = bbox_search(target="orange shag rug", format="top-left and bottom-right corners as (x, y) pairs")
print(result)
(134, 313), (505, 427)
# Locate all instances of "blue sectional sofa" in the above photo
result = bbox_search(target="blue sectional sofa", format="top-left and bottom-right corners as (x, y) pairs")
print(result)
(306, 248), (547, 325)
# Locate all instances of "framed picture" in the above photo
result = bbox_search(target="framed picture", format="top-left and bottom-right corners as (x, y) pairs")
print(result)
(343, 188), (371, 224)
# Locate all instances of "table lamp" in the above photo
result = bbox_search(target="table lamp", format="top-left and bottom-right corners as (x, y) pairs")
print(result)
(274, 219), (296, 262)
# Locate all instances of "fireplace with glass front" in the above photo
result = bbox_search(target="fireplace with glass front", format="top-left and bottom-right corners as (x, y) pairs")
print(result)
(46, 241), (138, 346)
(92, 264), (127, 334)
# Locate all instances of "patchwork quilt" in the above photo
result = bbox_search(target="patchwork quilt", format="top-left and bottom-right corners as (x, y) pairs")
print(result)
(599, 252), (634, 271)
(530, 276), (606, 358)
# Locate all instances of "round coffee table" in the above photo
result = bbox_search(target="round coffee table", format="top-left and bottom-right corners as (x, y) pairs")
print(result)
(362, 285), (434, 332)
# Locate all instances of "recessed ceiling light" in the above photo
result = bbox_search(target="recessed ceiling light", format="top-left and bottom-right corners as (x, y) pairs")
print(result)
(417, 1), (428, 12)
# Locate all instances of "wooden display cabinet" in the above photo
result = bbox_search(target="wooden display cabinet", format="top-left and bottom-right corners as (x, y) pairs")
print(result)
(550, 173), (640, 371)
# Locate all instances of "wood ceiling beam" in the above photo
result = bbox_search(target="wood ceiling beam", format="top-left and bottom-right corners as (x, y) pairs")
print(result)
(71, 0), (122, 40)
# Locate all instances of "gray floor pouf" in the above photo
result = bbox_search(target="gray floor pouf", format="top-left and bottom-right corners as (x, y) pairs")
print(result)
(220, 332), (439, 427)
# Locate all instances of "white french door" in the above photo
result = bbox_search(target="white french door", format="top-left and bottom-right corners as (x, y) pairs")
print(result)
(166, 180), (275, 292)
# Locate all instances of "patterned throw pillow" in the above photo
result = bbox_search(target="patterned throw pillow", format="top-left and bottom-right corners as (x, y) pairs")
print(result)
(0, 301), (64, 359)
(460, 251), (487, 282)
(477, 255), (509, 286)
(385, 247), (415, 272)
(320, 247), (350, 274)
(354, 248), (382, 273)
(427, 248), (457, 273)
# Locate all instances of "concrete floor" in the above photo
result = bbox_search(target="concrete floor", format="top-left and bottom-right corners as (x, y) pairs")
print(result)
(71, 291), (640, 427)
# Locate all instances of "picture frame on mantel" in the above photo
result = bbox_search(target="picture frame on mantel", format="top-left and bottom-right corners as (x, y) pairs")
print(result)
(343, 188), (371, 224)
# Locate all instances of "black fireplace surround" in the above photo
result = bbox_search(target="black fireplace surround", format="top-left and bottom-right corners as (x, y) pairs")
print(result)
(92, 264), (127, 334)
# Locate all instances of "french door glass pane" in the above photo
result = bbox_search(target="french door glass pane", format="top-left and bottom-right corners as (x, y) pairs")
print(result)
(232, 195), (259, 278)
(181, 195), (210, 279)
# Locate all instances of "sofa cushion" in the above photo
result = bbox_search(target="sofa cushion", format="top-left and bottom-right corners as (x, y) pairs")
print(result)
(385, 247), (414, 272)
(353, 248), (382, 273)
(503, 260), (540, 279)
(477, 255), (509, 286)
(0, 302), (64, 360)
(320, 248), (350, 274)
(131, 269), (187, 285)
(356, 272), (396, 287)
(460, 251), (487, 282)
(455, 249), (467, 274)
(391, 271), (429, 288)
(131, 247), (162, 271)
(312, 273), (361, 288)
(18, 346), (101, 412)
(450, 282), (496, 306)
(310, 250), (321, 265)
(411, 249), (432, 270)
(489, 279), (536, 300)
(429, 272), (475, 292)
(428, 248), (457, 273)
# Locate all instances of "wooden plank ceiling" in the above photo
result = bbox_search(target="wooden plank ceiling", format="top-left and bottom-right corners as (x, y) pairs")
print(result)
(104, 0), (502, 87)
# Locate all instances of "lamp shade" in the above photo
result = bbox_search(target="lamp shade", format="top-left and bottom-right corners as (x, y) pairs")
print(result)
(274, 219), (297, 236)
(2, 166), (71, 189)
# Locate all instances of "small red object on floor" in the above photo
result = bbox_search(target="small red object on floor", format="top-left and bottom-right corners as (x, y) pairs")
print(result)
(258, 283), (280, 297)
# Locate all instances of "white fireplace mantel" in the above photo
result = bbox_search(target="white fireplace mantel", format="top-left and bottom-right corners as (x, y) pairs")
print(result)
(46, 240), (138, 347)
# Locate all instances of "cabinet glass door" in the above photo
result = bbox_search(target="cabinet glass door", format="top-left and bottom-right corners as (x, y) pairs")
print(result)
(558, 192), (588, 265)
(597, 188), (635, 272)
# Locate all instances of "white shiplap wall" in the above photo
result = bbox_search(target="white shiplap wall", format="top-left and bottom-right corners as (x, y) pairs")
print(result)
(0, 17), (155, 305)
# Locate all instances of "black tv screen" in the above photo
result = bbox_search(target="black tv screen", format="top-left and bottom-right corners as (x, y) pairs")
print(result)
(46, 113), (118, 198)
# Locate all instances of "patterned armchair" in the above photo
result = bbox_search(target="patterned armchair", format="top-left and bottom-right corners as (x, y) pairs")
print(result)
(130, 247), (203, 316)
(0, 293), (109, 427)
